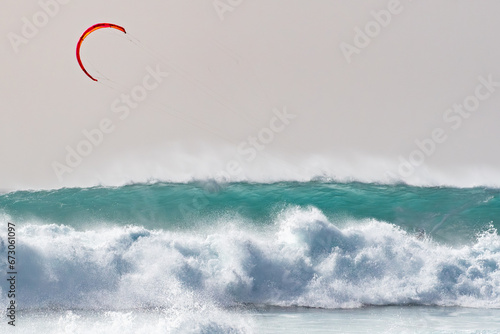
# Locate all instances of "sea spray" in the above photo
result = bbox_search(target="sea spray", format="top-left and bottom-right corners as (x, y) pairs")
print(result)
(1, 206), (498, 310)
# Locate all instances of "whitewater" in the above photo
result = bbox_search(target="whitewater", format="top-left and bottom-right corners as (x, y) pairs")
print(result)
(1, 181), (499, 333)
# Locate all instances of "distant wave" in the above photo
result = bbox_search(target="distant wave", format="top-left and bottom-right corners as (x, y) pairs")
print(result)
(1, 207), (499, 311)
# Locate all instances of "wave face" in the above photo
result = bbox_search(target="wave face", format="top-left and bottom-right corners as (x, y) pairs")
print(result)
(2, 182), (499, 242)
(0, 181), (499, 314)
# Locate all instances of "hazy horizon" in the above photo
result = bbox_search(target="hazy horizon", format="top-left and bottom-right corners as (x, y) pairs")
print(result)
(2, 0), (500, 190)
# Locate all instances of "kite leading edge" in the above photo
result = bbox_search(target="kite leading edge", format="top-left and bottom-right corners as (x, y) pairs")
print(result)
(76, 23), (126, 82)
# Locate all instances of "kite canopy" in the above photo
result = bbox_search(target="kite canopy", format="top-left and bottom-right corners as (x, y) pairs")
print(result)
(76, 23), (126, 82)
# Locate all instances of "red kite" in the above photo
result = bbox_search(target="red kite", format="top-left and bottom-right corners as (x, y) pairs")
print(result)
(76, 23), (126, 81)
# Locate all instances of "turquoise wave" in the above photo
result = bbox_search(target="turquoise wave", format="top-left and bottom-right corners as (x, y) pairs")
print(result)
(1, 181), (498, 243)
(1, 182), (500, 310)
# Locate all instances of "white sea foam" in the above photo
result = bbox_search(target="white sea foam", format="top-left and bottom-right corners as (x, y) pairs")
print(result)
(0, 309), (254, 334)
(1, 207), (499, 315)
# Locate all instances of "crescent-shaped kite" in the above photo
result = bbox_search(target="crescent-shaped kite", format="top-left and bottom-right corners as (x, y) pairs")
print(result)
(76, 23), (126, 81)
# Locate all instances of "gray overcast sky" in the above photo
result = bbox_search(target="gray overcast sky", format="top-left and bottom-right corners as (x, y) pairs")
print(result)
(1, 0), (500, 190)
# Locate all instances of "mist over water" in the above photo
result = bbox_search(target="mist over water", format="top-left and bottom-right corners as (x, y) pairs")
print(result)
(14, 148), (500, 191)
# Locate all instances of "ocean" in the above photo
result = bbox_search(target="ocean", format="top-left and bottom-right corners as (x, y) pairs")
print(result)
(1, 181), (499, 333)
